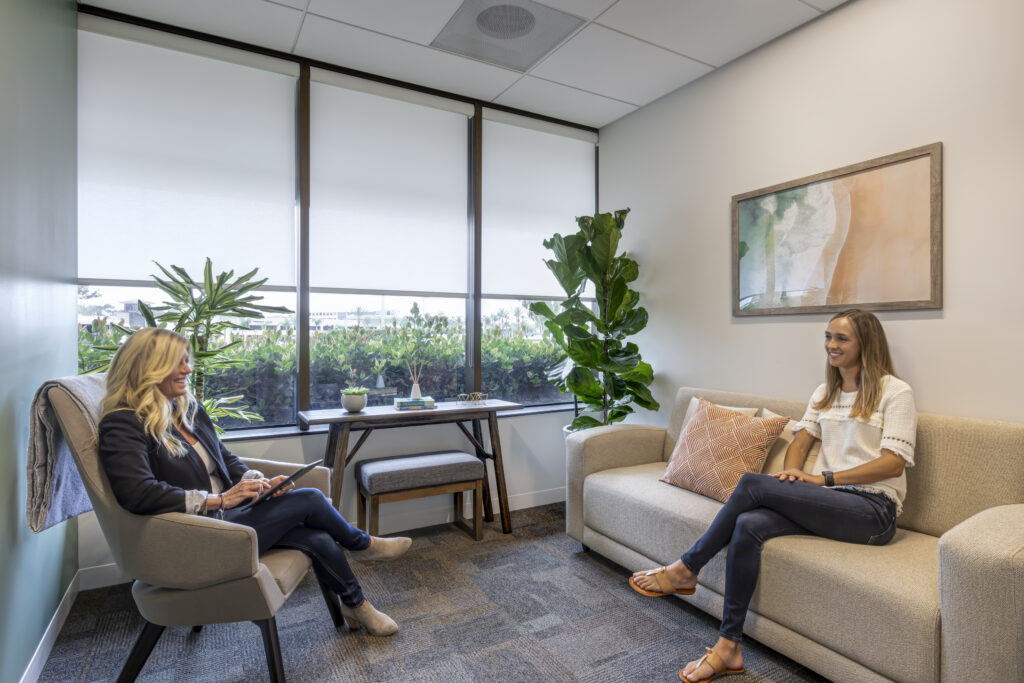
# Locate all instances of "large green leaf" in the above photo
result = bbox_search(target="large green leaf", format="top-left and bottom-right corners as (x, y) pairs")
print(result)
(565, 367), (603, 402)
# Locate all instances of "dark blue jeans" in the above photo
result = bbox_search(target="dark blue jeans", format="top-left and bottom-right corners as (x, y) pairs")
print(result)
(224, 488), (372, 607)
(681, 472), (897, 642)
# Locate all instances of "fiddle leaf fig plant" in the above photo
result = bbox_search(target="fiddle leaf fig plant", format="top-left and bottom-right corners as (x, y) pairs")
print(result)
(529, 208), (659, 430)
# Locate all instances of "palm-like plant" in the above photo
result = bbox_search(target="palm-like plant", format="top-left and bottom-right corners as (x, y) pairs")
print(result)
(89, 258), (292, 429)
(529, 208), (660, 430)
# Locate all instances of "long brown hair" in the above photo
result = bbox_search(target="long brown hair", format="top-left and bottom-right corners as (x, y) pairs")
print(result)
(813, 309), (896, 418)
(101, 327), (196, 456)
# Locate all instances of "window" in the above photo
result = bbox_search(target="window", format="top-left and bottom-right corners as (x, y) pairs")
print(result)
(77, 27), (299, 428)
(77, 19), (598, 429)
(481, 112), (597, 405)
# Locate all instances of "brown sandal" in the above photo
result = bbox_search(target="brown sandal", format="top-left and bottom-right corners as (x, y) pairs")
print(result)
(628, 566), (696, 597)
(679, 647), (745, 682)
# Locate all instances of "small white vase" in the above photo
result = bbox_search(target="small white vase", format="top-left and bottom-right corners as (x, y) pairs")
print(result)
(375, 374), (386, 389)
(341, 393), (367, 413)
(409, 382), (422, 399)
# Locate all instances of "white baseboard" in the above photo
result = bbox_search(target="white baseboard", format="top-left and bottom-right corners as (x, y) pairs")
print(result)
(78, 562), (131, 590)
(19, 571), (80, 683)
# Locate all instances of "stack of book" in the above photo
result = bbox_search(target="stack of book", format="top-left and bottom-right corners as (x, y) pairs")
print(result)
(394, 396), (436, 410)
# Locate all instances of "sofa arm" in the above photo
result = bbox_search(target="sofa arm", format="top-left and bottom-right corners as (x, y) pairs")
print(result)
(566, 424), (667, 542)
(243, 457), (331, 497)
(938, 504), (1024, 682)
(120, 512), (259, 590)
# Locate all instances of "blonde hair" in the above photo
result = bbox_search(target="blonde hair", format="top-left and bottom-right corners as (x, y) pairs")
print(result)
(101, 327), (195, 456)
(813, 309), (897, 419)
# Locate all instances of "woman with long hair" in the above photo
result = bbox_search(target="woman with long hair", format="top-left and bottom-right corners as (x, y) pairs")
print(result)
(99, 327), (408, 635)
(630, 309), (916, 682)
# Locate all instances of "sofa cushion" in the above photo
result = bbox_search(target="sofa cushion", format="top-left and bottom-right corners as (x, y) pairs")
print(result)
(755, 530), (940, 683)
(661, 400), (788, 502)
(584, 462), (941, 683)
(585, 463), (724, 568)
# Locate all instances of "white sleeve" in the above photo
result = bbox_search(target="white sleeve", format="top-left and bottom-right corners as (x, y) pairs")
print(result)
(880, 381), (917, 466)
(184, 489), (209, 515)
(793, 384), (827, 440)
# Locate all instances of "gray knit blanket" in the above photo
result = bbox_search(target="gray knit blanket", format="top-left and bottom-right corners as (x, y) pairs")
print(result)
(26, 374), (106, 532)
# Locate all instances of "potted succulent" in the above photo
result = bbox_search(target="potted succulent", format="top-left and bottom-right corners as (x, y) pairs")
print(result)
(340, 385), (369, 412)
(529, 208), (660, 431)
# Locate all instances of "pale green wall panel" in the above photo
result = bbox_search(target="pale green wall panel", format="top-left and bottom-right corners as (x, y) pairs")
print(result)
(0, 0), (79, 680)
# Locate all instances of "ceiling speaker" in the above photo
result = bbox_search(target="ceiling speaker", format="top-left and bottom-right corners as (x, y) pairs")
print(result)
(432, 0), (584, 72)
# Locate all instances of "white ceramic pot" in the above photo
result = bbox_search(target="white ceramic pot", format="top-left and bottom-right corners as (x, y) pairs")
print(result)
(409, 382), (422, 399)
(341, 393), (367, 413)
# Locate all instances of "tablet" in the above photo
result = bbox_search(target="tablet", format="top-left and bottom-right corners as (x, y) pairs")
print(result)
(238, 459), (324, 511)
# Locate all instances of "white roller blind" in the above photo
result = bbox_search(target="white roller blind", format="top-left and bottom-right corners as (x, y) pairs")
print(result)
(482, 119), (596, 297)
(310, 82), (469, 293)
(77, 31), (297, 285)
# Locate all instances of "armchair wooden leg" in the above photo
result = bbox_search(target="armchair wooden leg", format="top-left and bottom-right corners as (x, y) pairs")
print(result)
(254, 617), (286, 683)
(116, 620), (165, 683)
(318, 580), (344, 628)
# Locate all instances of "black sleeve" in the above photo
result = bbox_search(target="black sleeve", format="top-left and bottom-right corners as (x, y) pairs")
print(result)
(98, 410), (188, 515)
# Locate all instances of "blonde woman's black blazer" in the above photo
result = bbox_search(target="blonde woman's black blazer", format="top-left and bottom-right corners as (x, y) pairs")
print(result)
(98, 405), (249, 515)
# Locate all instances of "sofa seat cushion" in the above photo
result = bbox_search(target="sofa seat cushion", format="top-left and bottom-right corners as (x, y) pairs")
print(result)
(583, 463), (940, 683)
(584, 463), (723, 567)
(756, 530), (940, 683)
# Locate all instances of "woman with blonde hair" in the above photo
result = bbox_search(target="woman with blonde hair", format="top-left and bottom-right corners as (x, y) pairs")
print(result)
(99, 327), (409, 635)
(630, 309), (916, 682)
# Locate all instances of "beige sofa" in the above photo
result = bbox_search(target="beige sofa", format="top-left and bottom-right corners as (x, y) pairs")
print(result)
(566, 386), (1024, 683)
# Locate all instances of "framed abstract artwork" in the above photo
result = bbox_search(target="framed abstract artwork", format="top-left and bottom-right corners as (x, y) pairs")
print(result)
(732, 143), (942, 316)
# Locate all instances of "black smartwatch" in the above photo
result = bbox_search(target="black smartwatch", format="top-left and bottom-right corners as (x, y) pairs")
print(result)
(823, 470), (835, 487)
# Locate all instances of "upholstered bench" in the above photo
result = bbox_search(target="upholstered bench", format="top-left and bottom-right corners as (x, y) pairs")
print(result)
(353, 451), (485, 540)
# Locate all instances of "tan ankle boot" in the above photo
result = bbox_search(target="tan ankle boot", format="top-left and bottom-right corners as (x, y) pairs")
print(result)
(340, 600), (398, 636)
(350, 536), (411, 561)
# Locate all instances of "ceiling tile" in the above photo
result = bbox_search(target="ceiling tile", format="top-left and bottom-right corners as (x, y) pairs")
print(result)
(494, 75), (636, 128)
(295, 14), (522, 101)
(598, 0), (819, 67)
(802, 0), (850, 11)
(85, 0), (304, 53)
(268, 0), (308, 10)
(530, 23), (711, 105)
(537, 0), (618, 20)
(306, 0), (464, 45)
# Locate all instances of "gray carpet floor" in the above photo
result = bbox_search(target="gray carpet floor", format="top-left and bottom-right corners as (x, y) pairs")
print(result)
(39, 503), (827, 682)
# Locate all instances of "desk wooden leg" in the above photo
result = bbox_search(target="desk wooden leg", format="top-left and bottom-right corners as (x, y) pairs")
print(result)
(472, 419), (495, 523)
(487, 413), (512, 533)
(329, 423), (351, 510)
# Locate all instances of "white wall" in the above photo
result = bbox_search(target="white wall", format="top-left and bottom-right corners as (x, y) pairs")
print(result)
(599, 0), (1024, 423)
(79, 409), (572, 579)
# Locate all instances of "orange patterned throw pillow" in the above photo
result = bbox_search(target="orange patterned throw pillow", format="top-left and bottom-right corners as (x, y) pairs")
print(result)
(661, 399), (790, 502)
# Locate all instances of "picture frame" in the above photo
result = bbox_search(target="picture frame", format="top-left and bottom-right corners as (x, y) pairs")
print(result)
(732, 143), (942, 316)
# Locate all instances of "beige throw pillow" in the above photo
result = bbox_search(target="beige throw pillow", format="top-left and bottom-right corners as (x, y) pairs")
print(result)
(662, 399), (789, 502)
(759, 408), (821, 475)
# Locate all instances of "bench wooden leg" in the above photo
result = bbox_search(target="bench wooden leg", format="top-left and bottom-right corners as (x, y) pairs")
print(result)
(472, 481), (483, 541)
(357, 489), (367, 531)
(369, 495), (380, 536)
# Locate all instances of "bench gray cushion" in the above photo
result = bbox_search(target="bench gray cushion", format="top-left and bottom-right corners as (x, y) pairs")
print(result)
(355, 451), (484, 494)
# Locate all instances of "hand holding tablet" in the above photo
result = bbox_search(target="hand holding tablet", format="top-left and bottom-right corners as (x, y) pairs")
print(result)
(238, 459), (324, 511)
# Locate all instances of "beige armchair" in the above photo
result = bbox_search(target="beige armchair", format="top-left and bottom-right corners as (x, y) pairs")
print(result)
(47, 384), (342, 682)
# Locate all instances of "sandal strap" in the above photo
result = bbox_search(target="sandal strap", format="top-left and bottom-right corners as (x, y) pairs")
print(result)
(652, 567), (673, 594)
(702, 648), (727, 675)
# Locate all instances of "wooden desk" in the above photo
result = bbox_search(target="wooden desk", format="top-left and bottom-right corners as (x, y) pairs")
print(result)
(298, 400), (523, 533)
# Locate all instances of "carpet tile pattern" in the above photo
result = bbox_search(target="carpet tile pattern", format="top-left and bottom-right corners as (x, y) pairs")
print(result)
(39, 504), (827, 682)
